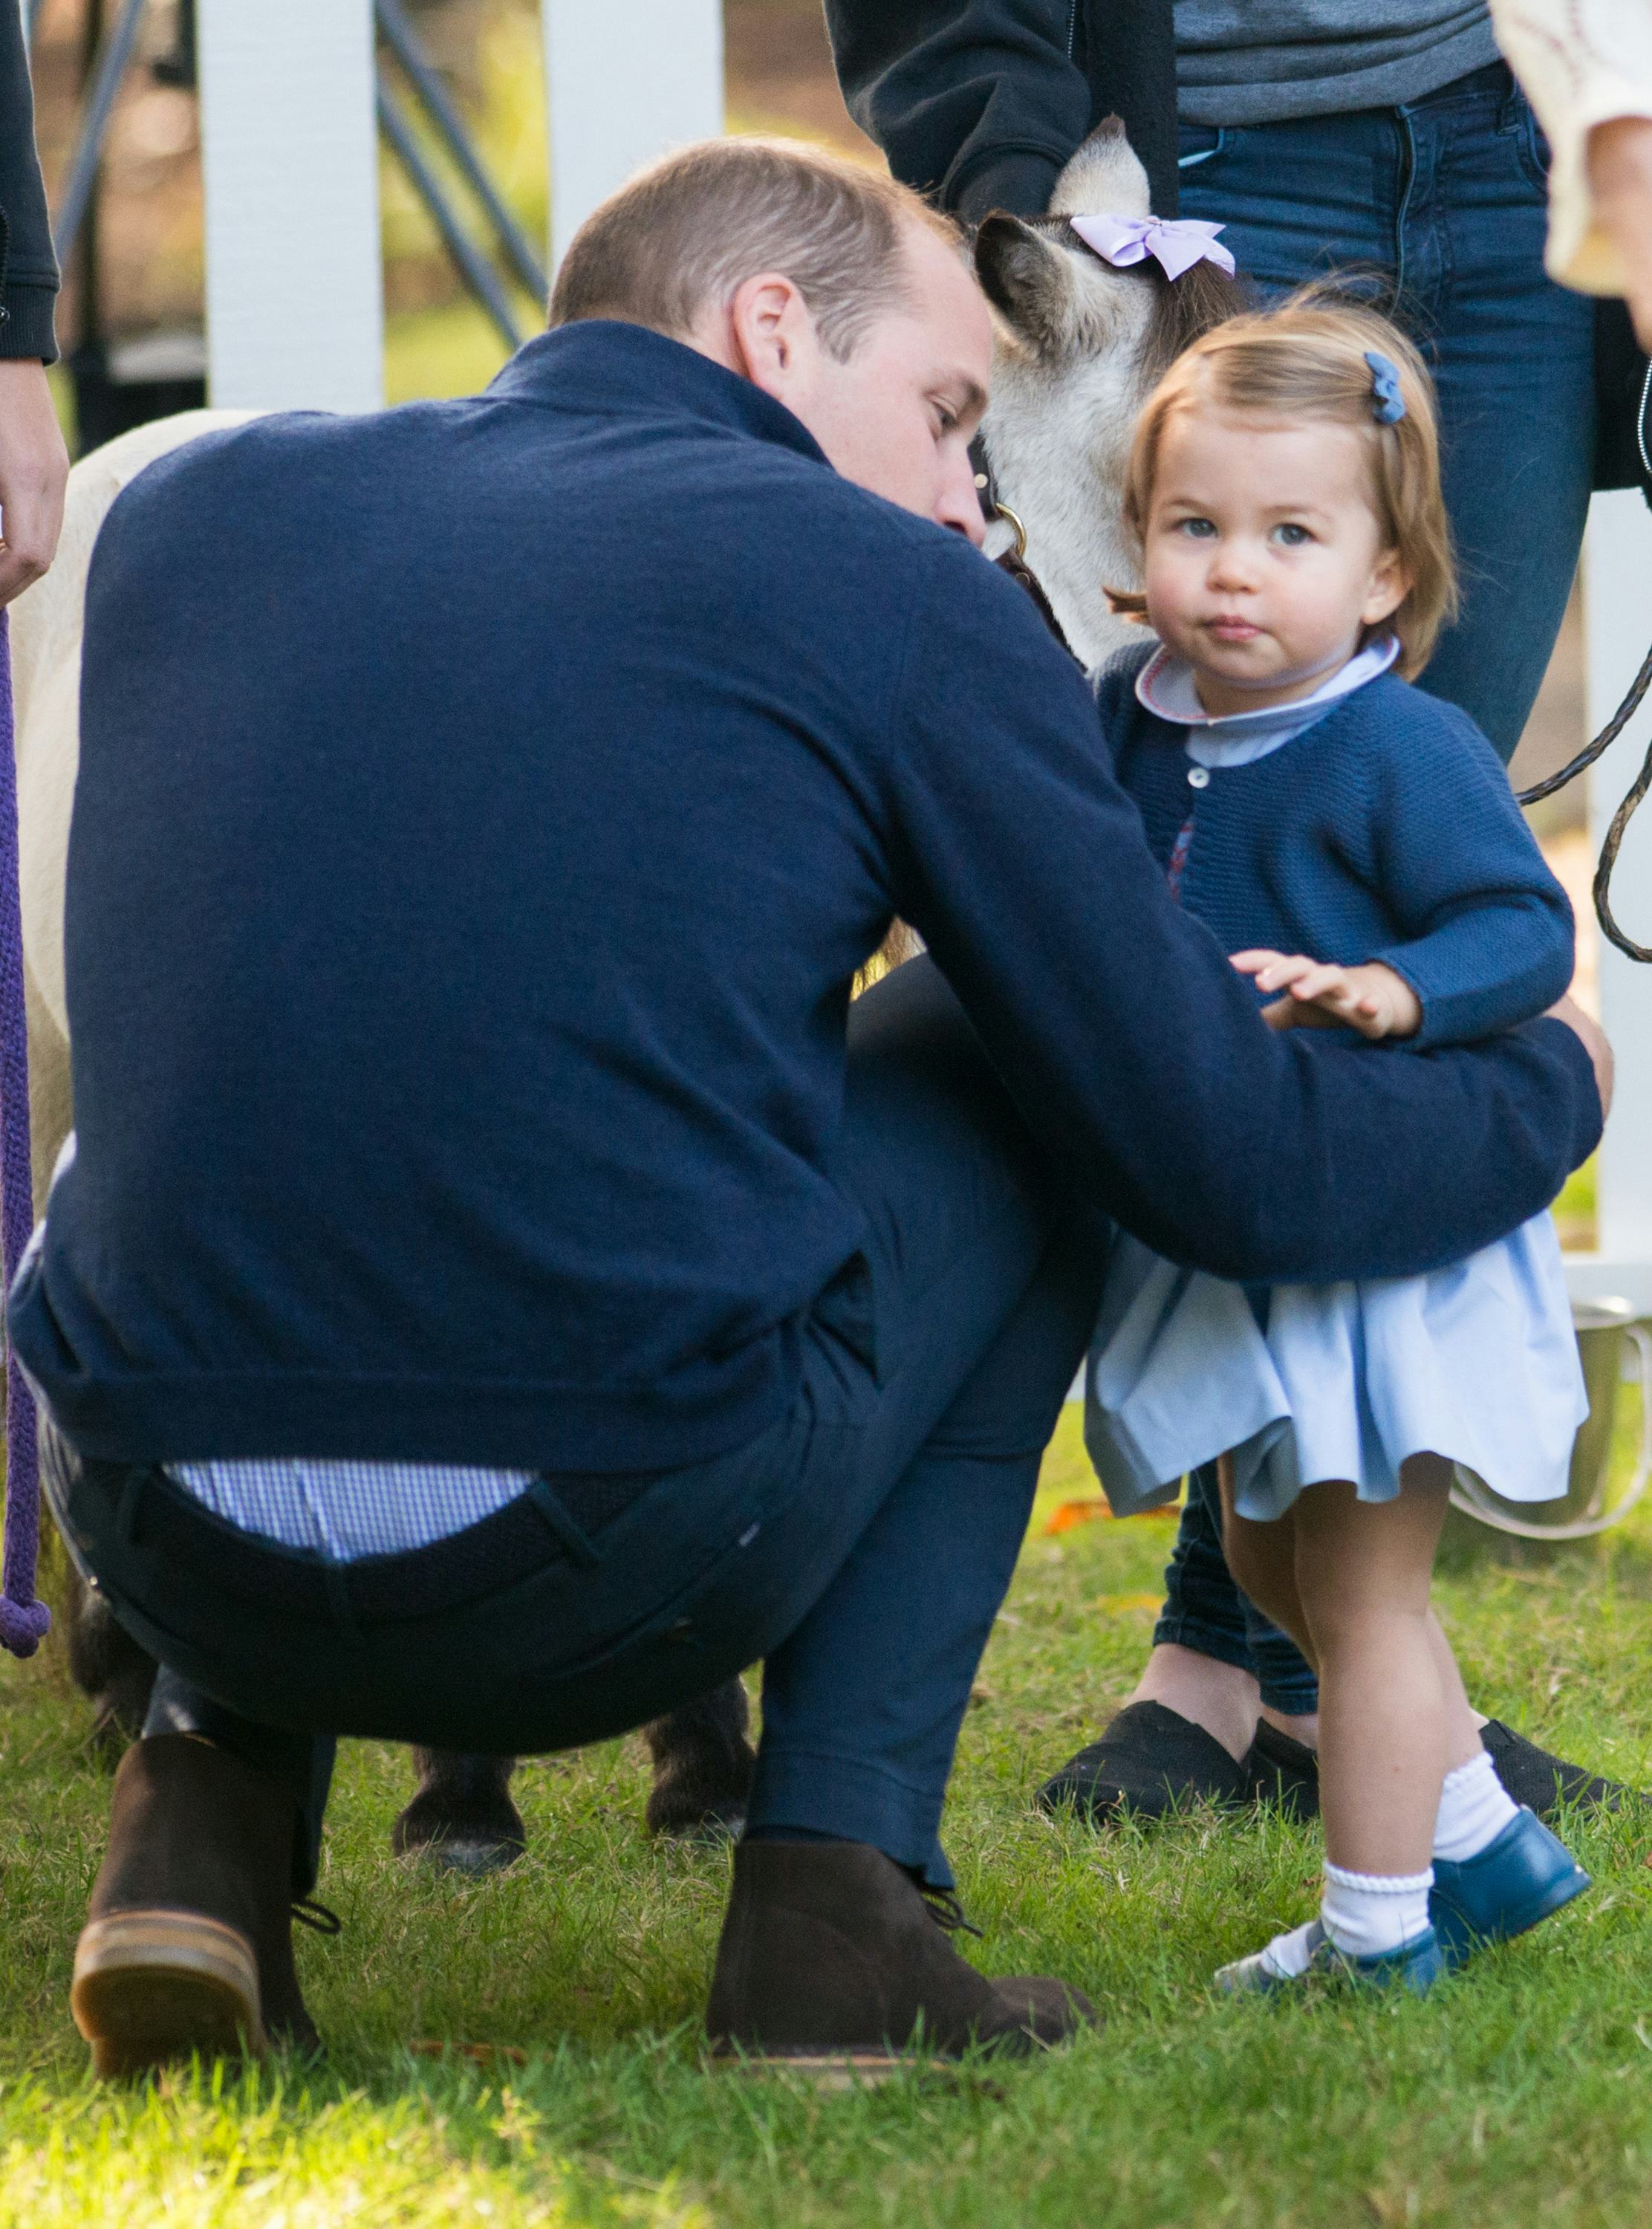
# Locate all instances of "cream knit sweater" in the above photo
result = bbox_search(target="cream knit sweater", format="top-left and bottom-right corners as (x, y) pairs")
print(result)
(1491, 0), (1652, 295)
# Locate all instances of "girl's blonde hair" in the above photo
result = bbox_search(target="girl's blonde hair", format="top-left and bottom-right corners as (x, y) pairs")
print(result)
(1113, 295), (1457, 678)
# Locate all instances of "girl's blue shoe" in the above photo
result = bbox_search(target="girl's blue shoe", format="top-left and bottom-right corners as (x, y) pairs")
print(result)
(1428, 1807), (1590, 1967)
(1215, 1920), (1444, 1997)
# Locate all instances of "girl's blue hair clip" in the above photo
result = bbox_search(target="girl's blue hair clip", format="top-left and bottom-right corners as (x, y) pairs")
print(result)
(1364, 350), (1407, 426)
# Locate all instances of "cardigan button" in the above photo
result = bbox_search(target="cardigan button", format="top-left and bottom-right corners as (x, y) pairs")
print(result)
(1187, 765), (1211, 789)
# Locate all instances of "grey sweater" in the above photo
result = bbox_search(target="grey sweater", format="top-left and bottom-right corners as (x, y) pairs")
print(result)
(1175, 1), (1500, 125)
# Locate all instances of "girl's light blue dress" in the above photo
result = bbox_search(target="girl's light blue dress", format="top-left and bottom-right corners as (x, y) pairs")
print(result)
(1084, 641), (1587, 1523)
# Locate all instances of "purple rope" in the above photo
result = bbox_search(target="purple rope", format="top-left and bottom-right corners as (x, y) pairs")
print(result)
(0, 611), (48, 1656)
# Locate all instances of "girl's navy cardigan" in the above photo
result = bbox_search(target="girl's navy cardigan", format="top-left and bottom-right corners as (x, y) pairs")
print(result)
(1093, 646), (1577, 1050)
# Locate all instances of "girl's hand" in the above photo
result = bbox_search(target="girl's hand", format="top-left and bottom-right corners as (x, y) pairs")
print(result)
(1231, 950), (1422, 1040)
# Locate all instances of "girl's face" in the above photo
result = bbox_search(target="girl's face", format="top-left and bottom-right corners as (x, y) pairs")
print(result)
(1141, 406), (1411, 717)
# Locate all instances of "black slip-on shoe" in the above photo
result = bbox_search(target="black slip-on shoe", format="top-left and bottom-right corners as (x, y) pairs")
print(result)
(1035, 1701), (1251, 1826)
(1479, 1719), (1643, 1820)
(1235, 1718), (1642, 1829)
(705, 1840), (1093, 2075)
(1242, 1720), (1320, 1820)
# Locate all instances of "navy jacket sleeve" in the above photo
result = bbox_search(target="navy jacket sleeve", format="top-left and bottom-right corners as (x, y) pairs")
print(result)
(1364, 699), (1576, 1048)
(879, 537), (1601, 1284)
(824, 0), (1090, 219)
(0, 5), (59, 362)
(824, 0), (1183, 219)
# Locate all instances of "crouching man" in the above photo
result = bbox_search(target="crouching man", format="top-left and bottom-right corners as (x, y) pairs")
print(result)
(14, 137), (1604, 2079)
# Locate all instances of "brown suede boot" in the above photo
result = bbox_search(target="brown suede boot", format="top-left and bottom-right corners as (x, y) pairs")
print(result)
(71, 1733), (322, 2078)
(704, 1840), (1094, 2074)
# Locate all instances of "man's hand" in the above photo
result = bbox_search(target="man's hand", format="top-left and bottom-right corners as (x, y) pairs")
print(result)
(0, 359), (68, 607)
(1588, 116), (1652, 351)
(1232, 949), (1422, 1040)
(1547, 991), (1614, 1121)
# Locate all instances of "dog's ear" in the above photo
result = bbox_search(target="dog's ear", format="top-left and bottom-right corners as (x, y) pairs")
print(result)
(975, 215), (1082, 359)
(1047, 116), (1152, 222)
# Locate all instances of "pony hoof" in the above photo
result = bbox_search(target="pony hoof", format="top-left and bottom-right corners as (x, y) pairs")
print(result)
(409, 1833), (525, 1878)
(391, 1777), (527, 1876)
(648, 1803), (747, 1846)
(87, 1707), (134, 1772)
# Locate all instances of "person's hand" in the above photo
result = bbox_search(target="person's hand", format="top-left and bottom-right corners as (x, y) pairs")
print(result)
(1231, 949), (1422, 1040)
(0, 358), (69, 607)
(1588, 116), (1652, 351)
(1546, 991), (1614, 1121)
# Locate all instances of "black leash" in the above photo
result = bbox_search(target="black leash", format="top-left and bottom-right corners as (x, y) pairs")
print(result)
(1506, 354), (1652, 961)
(971, 437), (1076, 659)
(1515, 635), (1652, 964)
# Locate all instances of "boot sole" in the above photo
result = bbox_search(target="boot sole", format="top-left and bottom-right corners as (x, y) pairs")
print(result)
(72, 1910), (266, 2079)
(707, 2048), (952, 2089)
(706, 2028), (1053, 2085)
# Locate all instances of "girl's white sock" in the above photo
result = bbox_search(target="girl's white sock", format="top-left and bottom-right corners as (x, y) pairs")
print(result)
(1320, 1861), (1434, 1958)
(1255, 1919), (1321, 1980)
(1432, 1749), (1519, 1863)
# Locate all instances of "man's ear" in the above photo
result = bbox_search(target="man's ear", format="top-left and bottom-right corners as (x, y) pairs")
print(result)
(726, 271), (815, 400)
(1363, 546), (1413, 628)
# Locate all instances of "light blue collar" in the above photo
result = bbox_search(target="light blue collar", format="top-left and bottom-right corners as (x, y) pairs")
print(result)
(1137, 635), (1400, 768)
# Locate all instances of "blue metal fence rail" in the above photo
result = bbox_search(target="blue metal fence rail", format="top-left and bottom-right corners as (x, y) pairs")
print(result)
(34, 0), (543, 362)
(374, 0), (546, 305)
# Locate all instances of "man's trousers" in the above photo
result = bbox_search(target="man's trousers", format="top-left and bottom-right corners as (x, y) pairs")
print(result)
(44, 957), (1108, 1893)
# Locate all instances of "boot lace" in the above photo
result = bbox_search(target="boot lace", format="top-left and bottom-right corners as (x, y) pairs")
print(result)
(922, 1888), (983, 1939)
(292, 1898), (342, 1936)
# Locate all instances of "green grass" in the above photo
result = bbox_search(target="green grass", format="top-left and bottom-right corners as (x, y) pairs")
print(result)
(4, 1409), (1652, 2227)
(1555, 1157), (1598, 1253)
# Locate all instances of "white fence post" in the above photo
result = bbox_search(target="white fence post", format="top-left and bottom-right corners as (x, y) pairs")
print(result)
(1567, 489), (1652, 1314)
(195, 0), (383, 414)
(541, 0), (724, 272)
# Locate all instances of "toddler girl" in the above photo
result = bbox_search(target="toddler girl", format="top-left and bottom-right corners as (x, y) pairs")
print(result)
(1084, 301), (1593, 1993)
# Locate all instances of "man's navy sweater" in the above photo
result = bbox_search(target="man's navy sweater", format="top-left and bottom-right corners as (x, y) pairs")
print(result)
(1096, 646), (1575, 1048)
(10, 322), (1601, 1470)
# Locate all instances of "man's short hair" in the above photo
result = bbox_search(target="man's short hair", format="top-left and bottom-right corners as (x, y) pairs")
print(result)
(548, 136), (959, 361)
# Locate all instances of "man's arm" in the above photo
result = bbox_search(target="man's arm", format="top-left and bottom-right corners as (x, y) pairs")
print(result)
(0, 1), (67, 605)
(823, 0), (1090, 220)
(881, 540), (1601, 1285)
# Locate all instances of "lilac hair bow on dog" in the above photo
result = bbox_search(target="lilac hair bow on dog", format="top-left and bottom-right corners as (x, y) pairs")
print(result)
(1069, 212), (1235, 282)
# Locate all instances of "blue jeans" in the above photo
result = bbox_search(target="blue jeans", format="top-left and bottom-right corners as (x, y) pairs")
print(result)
(1154, 1461), (1320, 1715)
(1154, 61), (1597, 1715)
(45, 958), (1108, 1893)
